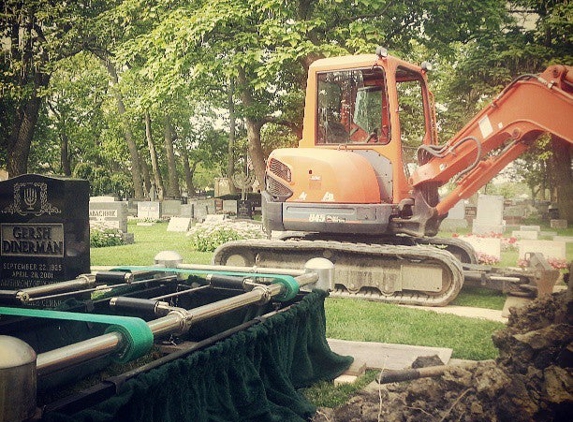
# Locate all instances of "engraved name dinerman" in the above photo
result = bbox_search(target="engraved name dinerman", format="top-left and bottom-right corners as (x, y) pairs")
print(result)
(1, 223), (65, 257)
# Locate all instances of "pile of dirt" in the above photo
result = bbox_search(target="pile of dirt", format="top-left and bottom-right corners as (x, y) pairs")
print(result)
(314, 282), (573, 421)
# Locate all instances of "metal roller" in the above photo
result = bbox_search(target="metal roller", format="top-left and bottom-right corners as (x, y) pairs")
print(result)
(0, 336), (37, 422)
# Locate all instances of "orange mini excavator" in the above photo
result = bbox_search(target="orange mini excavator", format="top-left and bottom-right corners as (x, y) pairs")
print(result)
(214, 48), (573, 306)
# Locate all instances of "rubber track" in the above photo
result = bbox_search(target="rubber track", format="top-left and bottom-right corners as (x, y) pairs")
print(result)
(212, 239), (464, 307)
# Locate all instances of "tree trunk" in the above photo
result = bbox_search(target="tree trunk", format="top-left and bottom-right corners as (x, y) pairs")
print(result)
(101, 58), (145, 199)
(163, 115), (180, 198)
(180, 146), (197, 197)
(227, 78), (238, 194)
(5, 10), (51, 177)
(60, 130), (72, 176)
(549, 135), (573, 223)
(140, 155), (153, 199)
(144, 111), (165, 197)
(238, 68), (266, 191)
(7, 95), (43, 177)
(245, 118), (266, 191)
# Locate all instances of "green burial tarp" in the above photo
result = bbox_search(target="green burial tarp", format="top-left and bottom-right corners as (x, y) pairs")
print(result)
(43, 290), (353, 422)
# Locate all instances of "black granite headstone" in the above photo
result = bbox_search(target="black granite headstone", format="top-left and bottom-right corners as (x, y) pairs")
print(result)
(237, 200), (253, 220)
(0, 174), (90, 293)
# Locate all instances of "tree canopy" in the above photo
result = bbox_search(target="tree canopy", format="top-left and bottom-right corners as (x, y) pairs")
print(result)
(1, 0), (571, 218)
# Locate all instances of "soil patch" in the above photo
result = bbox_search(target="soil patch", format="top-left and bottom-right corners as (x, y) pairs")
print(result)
(314, 282), (573, 421)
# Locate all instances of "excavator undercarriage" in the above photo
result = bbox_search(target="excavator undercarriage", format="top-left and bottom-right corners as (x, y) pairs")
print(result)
(212, 236), (559, 307)
(213, 239), (463, 307)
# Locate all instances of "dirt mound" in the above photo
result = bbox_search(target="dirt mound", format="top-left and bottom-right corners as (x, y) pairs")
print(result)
(315, 281), (573, 421)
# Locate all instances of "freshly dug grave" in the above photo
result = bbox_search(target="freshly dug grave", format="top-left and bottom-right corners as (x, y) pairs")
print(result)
(314, 280), (573, 421)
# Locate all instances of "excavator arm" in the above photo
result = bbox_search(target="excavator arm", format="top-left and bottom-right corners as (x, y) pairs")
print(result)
(404, 65), (573, 236)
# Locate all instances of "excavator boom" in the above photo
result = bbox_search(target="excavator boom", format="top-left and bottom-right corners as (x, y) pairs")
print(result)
(401, 65), (573, 237)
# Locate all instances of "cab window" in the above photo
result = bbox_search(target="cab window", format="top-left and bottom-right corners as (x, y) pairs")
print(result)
(316, 68), (389, 145)
(396, 66), (431, 177)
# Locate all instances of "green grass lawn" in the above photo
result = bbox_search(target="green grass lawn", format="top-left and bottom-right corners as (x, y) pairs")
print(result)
(90, 221), (212, 267)
(325, 297), (503, 360)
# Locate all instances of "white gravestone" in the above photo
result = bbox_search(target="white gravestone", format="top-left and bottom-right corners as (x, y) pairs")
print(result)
(162, 200), (182, 217)
(89, 200), (128, 232)
(460, 236), (502, 260)
(553, 236), (573, 244)
(441, 201), (468, 231)
(518, 240), (567, 260)
(138, 201), (162, 219)
(511, 230), (538, 240)
(472, 194), (505, 235)
(167, 217), (192, 232)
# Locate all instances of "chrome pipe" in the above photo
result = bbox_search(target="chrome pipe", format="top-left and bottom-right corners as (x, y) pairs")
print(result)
(186, 272), (318, 324)
(20, 274), (95, 300)
(173, 262), (307, 277)
(37, 332), (122, 377)
(26, 274), (177, 304)
(190, 285), (281, 324)
(93, 263), (306, 277)
(146, 313), (187, 338)
(293, 272), (319, 288)
(150, 284), (211, 301)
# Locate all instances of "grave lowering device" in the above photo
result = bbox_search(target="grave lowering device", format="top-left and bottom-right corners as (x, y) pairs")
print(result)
(0, 252), (351, 422)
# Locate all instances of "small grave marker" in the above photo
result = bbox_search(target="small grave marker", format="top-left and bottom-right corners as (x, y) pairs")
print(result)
(167, 217), (192, 232)
(518, 240), (566, 260)
(511, 230), (538, 240)
(550, 219), (568, 229)
(138, 201), (162, 219)
(204, 214), (226, 223)
(162, 200), (182, 217)
(223, 200), (238, 215)
(180, 203), (194, 218)
(237, 200), (254, 220)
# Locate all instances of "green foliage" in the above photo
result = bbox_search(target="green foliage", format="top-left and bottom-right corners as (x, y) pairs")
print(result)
(260, 123), (300, 156)
(1, 0), (119, 174)
(450, 286), (508, 309)
(73, 163), (133, 198)
(188, 220), (265, 252)
(90, 227), (124, 248)
(3, 0), (571, 205)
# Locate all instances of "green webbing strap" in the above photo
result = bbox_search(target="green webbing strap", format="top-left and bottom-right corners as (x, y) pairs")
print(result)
(0, 307), (154, 363)
(273, 276), (300, 302)
(113, 266), (300, 302)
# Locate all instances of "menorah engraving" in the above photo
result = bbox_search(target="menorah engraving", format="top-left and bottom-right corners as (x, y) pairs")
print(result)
(232, 172), (255, 200)
(23, 187), (38, 210)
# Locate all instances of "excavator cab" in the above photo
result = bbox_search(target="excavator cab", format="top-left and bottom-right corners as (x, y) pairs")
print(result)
(264, 52), (436, 236)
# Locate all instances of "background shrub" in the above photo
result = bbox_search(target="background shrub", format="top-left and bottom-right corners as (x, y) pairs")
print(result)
(90, 226), (124, 248)
(188, 220), (265, 252)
